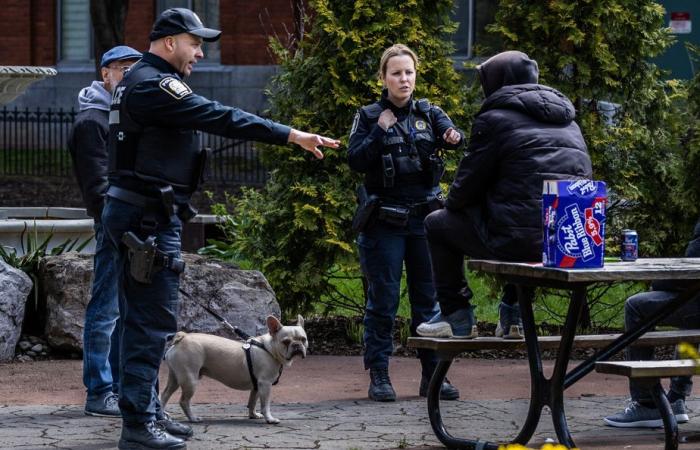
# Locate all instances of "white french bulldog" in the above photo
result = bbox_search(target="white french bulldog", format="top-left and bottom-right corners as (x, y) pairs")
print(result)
(160, 315), (308, 424)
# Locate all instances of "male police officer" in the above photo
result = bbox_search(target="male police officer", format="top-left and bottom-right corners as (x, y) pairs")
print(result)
(104, 8), (339, 450)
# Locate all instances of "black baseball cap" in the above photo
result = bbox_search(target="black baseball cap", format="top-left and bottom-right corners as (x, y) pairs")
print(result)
(149, 8), (222, 42)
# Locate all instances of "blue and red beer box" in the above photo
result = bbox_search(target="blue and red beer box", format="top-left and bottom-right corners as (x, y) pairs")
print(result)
(542, 180), (607, 268)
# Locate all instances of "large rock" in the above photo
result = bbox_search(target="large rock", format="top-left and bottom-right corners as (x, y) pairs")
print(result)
(39, 253), (92, 351)
(0, 260), (33, 361)
(178, 254), (280, 338)
(39, 252), (280, 352)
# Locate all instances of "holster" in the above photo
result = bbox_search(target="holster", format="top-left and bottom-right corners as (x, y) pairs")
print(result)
(352, 185), (380, 233)
(121, 231), (185, 284)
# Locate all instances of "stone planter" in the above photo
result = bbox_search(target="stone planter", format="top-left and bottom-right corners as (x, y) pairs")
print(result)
(0, 66), (57, 106)
(0, 207), (95, 256)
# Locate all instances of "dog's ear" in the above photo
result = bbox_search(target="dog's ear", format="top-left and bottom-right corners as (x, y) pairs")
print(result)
(266, 315), (283, 335)
(296, 314), (305, 328)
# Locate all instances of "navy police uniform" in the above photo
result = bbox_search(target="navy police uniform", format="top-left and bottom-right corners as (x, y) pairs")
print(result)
(347, 89), (463, 376)
(103, 51), (292, 426)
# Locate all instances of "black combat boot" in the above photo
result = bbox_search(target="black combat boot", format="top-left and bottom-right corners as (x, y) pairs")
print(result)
(418, 375), (460, 400)
(118, 421), (186, 449)
(420, 360), (460, 400)
(368, 367), (396, 402)
(156, 412), (193, 439)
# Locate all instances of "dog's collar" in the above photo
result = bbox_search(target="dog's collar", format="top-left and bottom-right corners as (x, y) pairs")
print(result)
(243, 339), (283, 392)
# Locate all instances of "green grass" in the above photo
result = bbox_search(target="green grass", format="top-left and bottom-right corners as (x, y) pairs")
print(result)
(201, 248), (642, 329)
(0, 149), (72, 176)
(320, 268), (645, 329)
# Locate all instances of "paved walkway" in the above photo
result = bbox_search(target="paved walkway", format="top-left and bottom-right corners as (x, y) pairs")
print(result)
(1, 356), (699, 449)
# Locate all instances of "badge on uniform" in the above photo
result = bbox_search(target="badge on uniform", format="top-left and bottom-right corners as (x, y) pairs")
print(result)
(159, 77), (192, 100)
(415, 120), (427, 130)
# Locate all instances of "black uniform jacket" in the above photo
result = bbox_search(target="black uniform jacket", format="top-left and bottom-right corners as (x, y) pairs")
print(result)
(347, 91), (463, 200)
(122, 52), (292, 144)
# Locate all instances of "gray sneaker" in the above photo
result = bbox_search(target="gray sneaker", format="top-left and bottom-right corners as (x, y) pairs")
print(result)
(603, 399), (689, 428)
(495, 302), (524, 339)
(416, 306), (478, 338)
(85, 391), (120, 417)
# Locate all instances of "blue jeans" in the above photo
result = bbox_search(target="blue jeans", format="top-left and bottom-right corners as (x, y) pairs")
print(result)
(83, 222), (120, 397)
(626, 290), (700, 403)
(102, 197), (182, 424)
(358, 215), (439, 372)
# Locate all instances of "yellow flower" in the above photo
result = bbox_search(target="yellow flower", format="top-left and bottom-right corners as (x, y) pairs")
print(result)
(497, 444), (580, 450)
(678, 342), (700, 361)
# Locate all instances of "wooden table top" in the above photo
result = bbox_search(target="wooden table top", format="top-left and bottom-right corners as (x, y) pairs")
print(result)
(467, 258), (700, 283)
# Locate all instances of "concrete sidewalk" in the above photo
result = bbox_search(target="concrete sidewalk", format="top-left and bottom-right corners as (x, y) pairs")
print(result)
(1, 356), (699, 449)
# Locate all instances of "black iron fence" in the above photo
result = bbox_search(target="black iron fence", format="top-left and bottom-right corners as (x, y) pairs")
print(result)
(0, 107), (268, 185)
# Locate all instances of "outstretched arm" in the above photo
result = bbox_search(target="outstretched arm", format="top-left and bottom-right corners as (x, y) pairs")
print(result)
(287, 129), (340, 159)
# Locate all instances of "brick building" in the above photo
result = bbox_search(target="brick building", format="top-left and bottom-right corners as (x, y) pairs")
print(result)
(2, 0), (693, 114)
(0, 0), (305, 112)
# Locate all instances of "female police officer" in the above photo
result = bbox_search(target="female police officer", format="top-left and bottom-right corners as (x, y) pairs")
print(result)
(348, 44), (464, 402)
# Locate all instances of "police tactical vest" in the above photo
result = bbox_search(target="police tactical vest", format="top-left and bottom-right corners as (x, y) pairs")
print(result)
(108, 62), (203, 193)
(361, 98), (436, 187)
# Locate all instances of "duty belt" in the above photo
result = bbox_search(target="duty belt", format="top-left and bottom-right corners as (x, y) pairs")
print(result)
(106, 185), (197, 226)
(382, 200), (435, 217)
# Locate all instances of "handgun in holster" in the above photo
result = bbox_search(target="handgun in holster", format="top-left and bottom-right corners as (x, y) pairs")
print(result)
(425, 187), (445, 213)
(121, 231), (185, 284)
(352, 185), (380, 234)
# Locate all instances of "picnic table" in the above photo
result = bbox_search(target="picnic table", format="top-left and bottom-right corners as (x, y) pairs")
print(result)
(409, 258), (700, 450)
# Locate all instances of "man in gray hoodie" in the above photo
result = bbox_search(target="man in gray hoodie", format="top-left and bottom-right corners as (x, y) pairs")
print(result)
(67, 45), (142, 417)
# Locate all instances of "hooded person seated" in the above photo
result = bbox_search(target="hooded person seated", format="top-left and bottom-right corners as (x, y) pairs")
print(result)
(417, 50), (593, 339)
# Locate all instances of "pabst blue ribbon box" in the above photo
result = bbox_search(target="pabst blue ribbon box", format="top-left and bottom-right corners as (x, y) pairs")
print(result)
(542, 180), (607, 268)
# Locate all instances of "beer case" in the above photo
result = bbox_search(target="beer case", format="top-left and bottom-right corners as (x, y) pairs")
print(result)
(542, 180), (607, 268)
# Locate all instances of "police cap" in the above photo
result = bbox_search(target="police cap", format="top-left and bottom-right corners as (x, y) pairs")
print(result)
(149, 8), (221, 42)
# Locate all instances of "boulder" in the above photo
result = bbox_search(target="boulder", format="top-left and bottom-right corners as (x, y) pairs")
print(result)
(39, 253), (93, 351)
(0, 260), (33, 361)
(39, 252), (280, 352)
(178, 253), (281, 338)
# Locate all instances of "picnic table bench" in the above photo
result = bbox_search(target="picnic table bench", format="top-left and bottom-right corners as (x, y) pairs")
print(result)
(596, 360), (700, 450)
(408, 258), (700, 450)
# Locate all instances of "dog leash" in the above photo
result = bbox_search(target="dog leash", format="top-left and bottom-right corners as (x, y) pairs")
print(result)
(178, 288), (252, 340)
(177, 287), (283, 391)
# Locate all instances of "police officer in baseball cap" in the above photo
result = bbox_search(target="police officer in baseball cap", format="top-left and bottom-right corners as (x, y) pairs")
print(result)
(105, 7), (339, 450)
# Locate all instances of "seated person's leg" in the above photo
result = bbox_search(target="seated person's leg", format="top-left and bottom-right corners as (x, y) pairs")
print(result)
(604, 291), (691, 427)
(416, 208), (490, 338)
(496, 284), (525, 339)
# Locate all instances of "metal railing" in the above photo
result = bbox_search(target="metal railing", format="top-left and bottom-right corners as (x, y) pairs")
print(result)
(0, 107), (268, 185)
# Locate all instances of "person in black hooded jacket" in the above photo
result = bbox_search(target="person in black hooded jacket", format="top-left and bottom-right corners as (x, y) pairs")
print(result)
(417, 50), (593, 339)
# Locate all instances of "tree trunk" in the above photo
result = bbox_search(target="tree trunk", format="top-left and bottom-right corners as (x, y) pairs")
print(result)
(290, 0), (305, 53)
(90, 0), (129, 79)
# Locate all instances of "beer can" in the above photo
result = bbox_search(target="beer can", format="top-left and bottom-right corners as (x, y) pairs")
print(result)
(621, 229), (638, 261)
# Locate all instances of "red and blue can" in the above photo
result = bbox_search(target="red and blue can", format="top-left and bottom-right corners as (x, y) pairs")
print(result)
(621, 229), (638, 261)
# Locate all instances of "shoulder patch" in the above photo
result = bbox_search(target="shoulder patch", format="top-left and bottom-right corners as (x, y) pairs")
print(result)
(158, 77), (192, 100)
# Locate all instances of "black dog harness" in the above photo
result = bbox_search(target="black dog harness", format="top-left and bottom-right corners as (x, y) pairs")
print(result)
(243, 339), (283, 392)
(177, 288), (284, 392)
